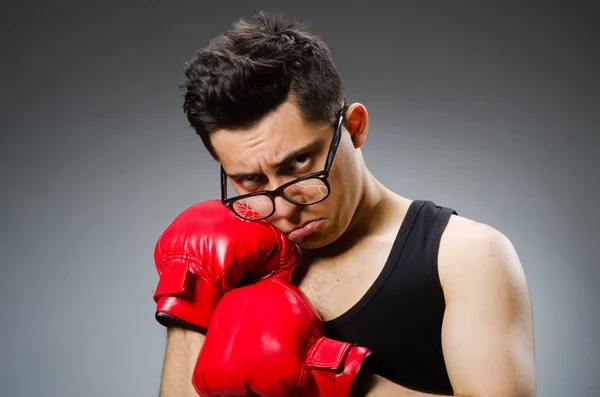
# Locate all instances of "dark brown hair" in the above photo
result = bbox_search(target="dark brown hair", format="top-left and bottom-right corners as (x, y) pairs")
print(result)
(181, 11), (346, 159)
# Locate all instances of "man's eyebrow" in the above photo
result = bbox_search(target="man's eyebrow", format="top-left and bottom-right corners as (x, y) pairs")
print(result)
(271, 140), (321, 169)
(226, 140), (323, 180)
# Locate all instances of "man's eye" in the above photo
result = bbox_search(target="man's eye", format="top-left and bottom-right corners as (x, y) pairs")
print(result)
(242, 175), (262, 183)
(292, 154), (310, 167)
(235, 175), (265, 190)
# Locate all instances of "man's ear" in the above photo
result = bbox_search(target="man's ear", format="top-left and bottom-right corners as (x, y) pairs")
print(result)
(344, 103), (369, 149)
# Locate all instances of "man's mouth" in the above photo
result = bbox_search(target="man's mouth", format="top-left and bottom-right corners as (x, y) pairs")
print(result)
(286, 219), (322, 240)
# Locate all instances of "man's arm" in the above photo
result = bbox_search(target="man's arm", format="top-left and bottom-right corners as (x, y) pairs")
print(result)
(439, 218), (536, 396)
(360, 217), (536, 397)
(159, 328), (205, 397)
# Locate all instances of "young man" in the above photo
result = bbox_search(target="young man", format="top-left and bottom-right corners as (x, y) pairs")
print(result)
(154, 11), (536, 397)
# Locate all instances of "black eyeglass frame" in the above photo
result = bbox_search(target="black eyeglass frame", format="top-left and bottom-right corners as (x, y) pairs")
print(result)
(220, 104), (348, 221)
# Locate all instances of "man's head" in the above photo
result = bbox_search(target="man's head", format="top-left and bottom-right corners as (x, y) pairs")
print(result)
(182, 12), (370, 249)
(182, 12), (345, 159)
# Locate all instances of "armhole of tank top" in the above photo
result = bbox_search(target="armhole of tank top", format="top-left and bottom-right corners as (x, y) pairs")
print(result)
(324, 200), (427, 329)
(425, 207), (456, 317)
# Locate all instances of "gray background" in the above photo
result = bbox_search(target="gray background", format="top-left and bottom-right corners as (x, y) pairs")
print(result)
(1, 1), (598, 396)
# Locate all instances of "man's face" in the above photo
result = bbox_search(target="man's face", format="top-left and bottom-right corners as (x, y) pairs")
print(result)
(211, 101), (365, 250)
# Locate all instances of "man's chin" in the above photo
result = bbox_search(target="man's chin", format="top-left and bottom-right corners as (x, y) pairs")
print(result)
(292, 231), (338, 250)
(294, 240), (322, 250)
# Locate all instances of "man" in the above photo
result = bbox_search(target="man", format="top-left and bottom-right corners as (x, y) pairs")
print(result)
(154, 11), (536, 397)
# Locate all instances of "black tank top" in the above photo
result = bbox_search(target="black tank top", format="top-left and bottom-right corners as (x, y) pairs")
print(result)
(323, 200), (456, 395)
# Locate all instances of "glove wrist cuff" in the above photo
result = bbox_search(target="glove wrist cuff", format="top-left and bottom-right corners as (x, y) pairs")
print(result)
(309, 341), (372, 397)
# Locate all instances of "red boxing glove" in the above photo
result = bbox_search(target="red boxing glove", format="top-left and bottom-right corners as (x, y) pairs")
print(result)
(152, 199), (299, 333)
(193, 277), (372, 397)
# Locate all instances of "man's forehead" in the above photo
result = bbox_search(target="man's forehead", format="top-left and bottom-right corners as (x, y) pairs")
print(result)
(212, 106), (330, 171)
(217, 130), (325, 174)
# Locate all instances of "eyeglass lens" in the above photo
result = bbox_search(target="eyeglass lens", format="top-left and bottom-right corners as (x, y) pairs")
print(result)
(231, 177), (329, 220)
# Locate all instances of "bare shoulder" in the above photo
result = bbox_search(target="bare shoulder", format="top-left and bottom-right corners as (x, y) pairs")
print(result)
(437, 214), (529, 301)
(436, 214), (536, 396)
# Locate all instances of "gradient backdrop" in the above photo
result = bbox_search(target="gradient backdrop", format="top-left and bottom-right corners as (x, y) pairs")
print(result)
(1, 1), (598, 396)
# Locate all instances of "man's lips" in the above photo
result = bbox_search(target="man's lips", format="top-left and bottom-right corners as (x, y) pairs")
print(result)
(286, 219), (322, 240)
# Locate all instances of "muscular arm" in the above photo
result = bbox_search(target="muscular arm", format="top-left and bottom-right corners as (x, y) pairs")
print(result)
(159, 328), (205, 397)
(360, 218), (536, 397)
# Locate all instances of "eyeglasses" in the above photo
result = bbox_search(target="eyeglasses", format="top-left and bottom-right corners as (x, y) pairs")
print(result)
(221, 104), (348, 221)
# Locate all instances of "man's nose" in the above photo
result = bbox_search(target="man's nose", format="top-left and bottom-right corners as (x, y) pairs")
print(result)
(271, 195), (298, 220)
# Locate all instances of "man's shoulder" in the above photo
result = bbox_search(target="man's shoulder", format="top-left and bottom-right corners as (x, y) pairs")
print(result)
(437, 213), (526, 296)
(443, 213), (507, 248)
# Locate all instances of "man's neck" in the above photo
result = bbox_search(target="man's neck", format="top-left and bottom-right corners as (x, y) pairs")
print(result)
(346, 171), (389, 236)
(311, 171), (408, 257)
